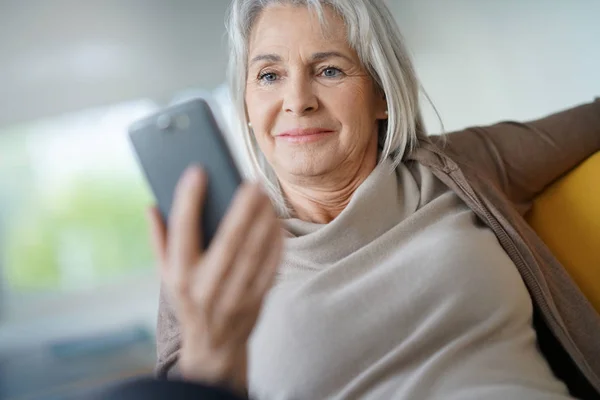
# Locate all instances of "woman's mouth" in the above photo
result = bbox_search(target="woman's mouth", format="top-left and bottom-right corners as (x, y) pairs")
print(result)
(276, 128), (335, 143)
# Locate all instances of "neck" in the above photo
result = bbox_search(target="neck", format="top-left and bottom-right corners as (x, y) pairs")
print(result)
(280, 150), (378, 224)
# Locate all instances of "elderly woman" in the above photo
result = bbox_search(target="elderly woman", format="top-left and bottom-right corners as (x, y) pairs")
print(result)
(147, 0), (600, 399)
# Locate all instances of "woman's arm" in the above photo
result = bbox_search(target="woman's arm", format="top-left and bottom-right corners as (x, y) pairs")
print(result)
(439, 98), (600, 211)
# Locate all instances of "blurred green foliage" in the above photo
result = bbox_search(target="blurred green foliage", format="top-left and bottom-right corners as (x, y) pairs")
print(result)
(0, 99), (167, 293)
(4, 174), (154, 291)
(0, 123), (155, 293)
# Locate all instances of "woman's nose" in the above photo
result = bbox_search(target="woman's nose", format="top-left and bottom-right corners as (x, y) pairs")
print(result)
(282, 75), (318, 116)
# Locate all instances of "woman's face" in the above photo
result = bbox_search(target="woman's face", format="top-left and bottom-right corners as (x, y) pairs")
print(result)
(245, 4), (387, 181)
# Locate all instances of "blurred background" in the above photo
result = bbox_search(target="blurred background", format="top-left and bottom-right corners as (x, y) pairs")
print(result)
(0, 0), (598, 398)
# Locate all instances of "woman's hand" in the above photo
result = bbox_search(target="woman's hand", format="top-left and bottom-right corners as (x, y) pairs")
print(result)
(148, 166), (283, 394)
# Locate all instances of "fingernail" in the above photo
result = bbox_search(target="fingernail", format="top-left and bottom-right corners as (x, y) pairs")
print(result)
(183, 165), (202, 185)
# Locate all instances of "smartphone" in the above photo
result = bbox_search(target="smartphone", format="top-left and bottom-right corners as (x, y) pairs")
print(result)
(128, 98), (242, 249)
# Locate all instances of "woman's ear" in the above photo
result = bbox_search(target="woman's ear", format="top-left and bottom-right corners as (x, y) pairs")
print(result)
(375, 94), (388, 120)
(373, 83), (388, 119)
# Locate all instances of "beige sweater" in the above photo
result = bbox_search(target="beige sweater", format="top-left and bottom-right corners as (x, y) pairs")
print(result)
(248, 159), (571, 399)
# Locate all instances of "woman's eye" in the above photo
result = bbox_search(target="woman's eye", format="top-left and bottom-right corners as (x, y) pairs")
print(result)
(259, 72), (278, 82)
(321, 67), (342, 78)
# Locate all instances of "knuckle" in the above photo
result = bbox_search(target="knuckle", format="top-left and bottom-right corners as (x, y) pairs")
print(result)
(220, 301), (237, 318)
(193, 287), (213, 310)
(234, 185), (254, 208)
(256, 185), (268, 198)
(172, 275), (190, 298)
(252, 184), (267, 203)
(220, 297), (244, 318)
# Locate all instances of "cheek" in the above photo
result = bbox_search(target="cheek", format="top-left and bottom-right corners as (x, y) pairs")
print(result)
(245, 88), (279, 154)
(329, 82), (376, 126)
(244, 90), (260, 122)
(246, 88), (278, 129)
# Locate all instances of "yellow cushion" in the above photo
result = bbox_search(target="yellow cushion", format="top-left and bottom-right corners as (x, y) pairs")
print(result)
(526, 151), (600, 313)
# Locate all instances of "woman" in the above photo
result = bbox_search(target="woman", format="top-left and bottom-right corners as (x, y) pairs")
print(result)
(149, 0), (600, 399)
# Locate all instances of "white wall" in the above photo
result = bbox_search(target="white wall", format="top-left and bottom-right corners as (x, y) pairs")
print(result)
(0, 0), (230, 127)
(389, 0), (600, 132)
(2, 0), (598, 130)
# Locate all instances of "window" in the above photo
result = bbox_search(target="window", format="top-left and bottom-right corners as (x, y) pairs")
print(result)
(0, 100), (158, 323)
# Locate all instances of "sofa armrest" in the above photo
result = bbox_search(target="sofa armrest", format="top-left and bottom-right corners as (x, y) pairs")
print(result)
(527, 151), (600, 313)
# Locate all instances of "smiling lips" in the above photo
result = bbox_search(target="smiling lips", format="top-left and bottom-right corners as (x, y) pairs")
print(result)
(276, 128), (335, 143)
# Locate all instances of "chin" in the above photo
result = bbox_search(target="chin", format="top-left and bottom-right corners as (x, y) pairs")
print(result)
(277, 154), (338, 178)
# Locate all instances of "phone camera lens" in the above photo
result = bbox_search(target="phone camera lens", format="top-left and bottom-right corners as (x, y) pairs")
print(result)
(157, 115), (172, 131)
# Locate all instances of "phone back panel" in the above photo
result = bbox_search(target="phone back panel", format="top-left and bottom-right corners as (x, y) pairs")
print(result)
(129, 98), (242, 248)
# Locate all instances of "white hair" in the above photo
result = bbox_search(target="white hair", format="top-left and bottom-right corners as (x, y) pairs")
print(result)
(226, 0), (430, 217)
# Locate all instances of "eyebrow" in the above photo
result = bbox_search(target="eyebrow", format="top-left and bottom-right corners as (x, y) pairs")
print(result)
(249, 51), (352, 66)
(250, 54), (282, 65)
(310, 51), (352, 63)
